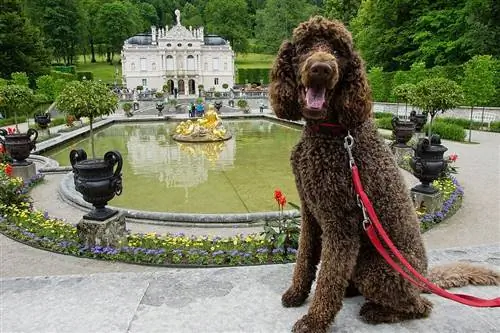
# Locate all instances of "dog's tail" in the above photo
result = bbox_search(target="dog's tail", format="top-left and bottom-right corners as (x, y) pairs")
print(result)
(427, 262), (500, 291)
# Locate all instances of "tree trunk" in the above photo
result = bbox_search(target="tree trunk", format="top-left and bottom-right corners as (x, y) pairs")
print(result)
(468, 106), (474, 143)
(106, 49), (111, 63)
(90, 116), (95, 159)
(90, 36), (96, 63)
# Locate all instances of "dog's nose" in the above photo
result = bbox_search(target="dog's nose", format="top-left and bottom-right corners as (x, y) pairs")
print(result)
(310, 63), (332, 79)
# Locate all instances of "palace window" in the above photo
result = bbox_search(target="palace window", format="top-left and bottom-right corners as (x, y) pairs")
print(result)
(152, 62), (156, 70)
(140, 58), (146, 71)
(212, 57), (219, 71)
(214, 78), (219, 85)
(142, 79), (147, 87)
(166, 55), (174, 70)
(131, 63), (136, 71)
(187, 55), (195, 70)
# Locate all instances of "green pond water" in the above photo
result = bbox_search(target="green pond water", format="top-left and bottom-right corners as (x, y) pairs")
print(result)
(45, 120), (302, 213)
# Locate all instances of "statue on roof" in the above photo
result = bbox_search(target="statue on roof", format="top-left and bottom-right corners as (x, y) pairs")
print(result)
(175, 9), (181, 25)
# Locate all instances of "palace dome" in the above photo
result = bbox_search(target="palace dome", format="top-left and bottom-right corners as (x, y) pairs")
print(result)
(204, 35), (227, 46)
(125, 34), (152, 45)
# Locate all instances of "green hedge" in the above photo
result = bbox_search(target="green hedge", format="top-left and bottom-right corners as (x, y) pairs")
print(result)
(490, 121), (500, 132)
(77, 72), (94, 81)
(423, 120), (466, 142)
(375, 117), (393, 130)
(237, 68), (270, 84)
(0, 116), (27, 127)
(374, 112), (394, 119)
(52, 65), (76, 74)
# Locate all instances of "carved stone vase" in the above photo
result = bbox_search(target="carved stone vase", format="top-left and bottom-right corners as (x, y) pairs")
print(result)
(409, 135), (448, 194)
(70, 149), (123, 221)
(34, 113), (51, 129)
(392, 116), (416, 147)
(0, 128), (38, 165)
(409, 110), (428, 133)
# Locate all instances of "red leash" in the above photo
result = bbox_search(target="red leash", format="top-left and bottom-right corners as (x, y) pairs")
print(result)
(343, 134), (500, 308)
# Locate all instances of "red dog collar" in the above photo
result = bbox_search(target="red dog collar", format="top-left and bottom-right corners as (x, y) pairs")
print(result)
(308, 122), (347, 137)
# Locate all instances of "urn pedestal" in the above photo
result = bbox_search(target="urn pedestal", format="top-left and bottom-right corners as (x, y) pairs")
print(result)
(0, 128), (38, 166)
(69, 149), (123, 221)
(77, 212), (127, 248)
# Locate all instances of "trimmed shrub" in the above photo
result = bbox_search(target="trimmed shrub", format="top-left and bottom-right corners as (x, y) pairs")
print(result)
(76, 72), (93, 81)
(423, 121), (466, 142)
(490, 121), (500, 133)
(375, 117), (393, 130)
(374, 111), (394, 119)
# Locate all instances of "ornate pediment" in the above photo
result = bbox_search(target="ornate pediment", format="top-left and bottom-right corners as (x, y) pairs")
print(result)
(163, 25), (195, 40)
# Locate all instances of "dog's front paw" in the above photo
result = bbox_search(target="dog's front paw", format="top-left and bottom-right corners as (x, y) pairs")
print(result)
(282, 286), (309, 308)
(292, 315), (328, 333)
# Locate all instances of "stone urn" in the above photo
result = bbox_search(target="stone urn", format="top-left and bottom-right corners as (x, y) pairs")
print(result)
(214, 101), (223, 113)
(409, 135), (448, 194)
(156, 102), (164, 116)
(69, 149), (123, 221)
(0, 128), (38, 165)
(34, 113), (51, 129)
(409, 110), (427, 133)
(392, 116), (416, 147)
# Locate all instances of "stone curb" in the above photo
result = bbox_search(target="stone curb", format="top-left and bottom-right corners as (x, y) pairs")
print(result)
(58, 172), (300, 227)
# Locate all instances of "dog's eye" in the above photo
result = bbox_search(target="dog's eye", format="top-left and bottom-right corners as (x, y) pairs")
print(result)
(332, 50), (340, 57)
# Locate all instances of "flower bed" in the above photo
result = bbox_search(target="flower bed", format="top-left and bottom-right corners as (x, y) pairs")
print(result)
(0, 163), (463, 267)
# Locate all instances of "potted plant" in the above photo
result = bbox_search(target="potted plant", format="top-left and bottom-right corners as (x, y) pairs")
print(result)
(122, 102), (133, 117)
(237, 99), (249, 113)
(412, 78), (464, 138)
(57, 80), (122, 221)
(56, 80), (118, 158)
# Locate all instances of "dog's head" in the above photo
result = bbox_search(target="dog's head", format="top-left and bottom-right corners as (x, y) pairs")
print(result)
(269, 16), (372, 128)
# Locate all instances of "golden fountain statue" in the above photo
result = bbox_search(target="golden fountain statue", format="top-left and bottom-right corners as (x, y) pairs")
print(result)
(173, 104), (232, 142)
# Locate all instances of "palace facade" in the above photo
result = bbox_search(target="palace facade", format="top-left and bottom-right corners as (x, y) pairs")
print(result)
(121, 10), (235, 96)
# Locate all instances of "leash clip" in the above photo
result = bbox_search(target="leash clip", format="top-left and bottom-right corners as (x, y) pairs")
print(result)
(357, 194), (371, 230)
(343, 132), (355, 167)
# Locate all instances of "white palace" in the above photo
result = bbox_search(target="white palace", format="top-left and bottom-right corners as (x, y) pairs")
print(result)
(121, 9), (235, 95)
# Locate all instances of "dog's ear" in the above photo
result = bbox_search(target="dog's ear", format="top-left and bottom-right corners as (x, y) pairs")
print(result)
(335, 51), (373, 127)
(269, 41), (302, 120)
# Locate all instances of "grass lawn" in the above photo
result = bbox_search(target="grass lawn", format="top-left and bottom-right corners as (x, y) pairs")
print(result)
(235, 53), (275, 69)
(72, 53), (274, 84)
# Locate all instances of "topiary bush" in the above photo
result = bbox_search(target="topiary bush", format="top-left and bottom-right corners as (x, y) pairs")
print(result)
(422, 121), (466, 142)
(375, 117), (393, 130)
(489, 121), (500, 133)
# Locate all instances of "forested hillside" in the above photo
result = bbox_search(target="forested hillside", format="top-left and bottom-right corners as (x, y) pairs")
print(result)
(1, 1), (498, 82)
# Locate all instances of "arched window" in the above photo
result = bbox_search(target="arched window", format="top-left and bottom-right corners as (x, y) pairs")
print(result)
(187, 55), (195, 71)
(131, 63), (136, 71)
(166, 55), (174, 70)
(152, 62), (156, 70)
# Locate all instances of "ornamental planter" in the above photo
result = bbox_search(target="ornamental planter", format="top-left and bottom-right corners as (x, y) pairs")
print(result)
(156, 102), (164, 116)
(409, 135), (448, 194)
(34, 113), (51, 129)
(214, 101), (223, 113)
(69, 149), (123, 221)
(409, 110), (427, 133)
(391, 116), (415, 147)
(0, 128), (38, 165)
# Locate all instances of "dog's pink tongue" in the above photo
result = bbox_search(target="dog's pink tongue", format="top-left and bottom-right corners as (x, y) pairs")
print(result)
(306, 88), (325, 109)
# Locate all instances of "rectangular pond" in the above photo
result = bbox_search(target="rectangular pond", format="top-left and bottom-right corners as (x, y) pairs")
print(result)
(44, 120), (301, 214)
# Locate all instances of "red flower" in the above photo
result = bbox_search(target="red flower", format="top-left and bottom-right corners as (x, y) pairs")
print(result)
(4, 164), (13, 177)
(274, 189), (283, 201)
(7, 127), (15, 135)
(0, 144), (4, 154)
(278, 195), (287, 208)
(449, 153), (458, 162)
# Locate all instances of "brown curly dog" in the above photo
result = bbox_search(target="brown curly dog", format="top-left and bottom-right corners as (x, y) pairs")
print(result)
(269, 16), (499, 333)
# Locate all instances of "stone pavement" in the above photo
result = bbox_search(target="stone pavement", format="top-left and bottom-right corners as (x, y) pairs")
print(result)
(1, 245), (499, 333)
(1, 113), (499, 332)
